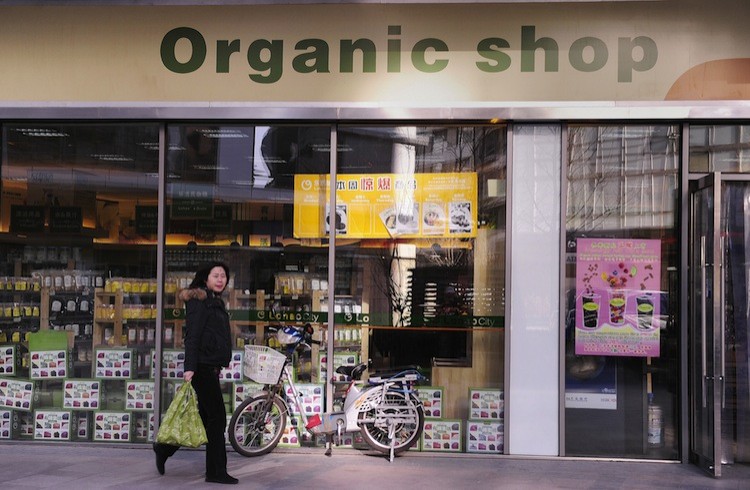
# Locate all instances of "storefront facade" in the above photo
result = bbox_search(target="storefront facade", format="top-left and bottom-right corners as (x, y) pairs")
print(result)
(0, 1), (749, 475)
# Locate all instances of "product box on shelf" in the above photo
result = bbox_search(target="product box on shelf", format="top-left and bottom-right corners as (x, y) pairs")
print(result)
(0, 409), (11, 438)
(29, 350), (69, 379)
(74, 412), (91, 440)
(420, 419), (462, 452)
(33, 409), (73, 441)
(232, 382), (264, 410)
(125, 380), (155, 411)
(416, 386), (444, 419)
(283, 383), (324, 417)
(318, 351), (358, 383)
(152, 349), (185, 379)
(220, 350), (243, 382)
(466, 420), (504, 454)
(0, 345), (20, 376)
(13, 410), (35, 439)
(0, 377), (34, 411)
(62, 379), (102, 410)
(28, 330), (69, 380)
(278, 416), (302, 448)
(468, 388), (504, 420)
(133, 411), (154, 441)
(93, 410), (131, 442)
(161, 380), (184, 409)
(94, 348), (133, 379)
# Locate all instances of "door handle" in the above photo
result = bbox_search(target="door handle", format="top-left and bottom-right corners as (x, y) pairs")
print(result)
(720, 235), (726, 410)
(701, 235), (707, 409)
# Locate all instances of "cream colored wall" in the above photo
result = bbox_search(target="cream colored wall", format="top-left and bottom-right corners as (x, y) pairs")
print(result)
(0, 2), (748, 102)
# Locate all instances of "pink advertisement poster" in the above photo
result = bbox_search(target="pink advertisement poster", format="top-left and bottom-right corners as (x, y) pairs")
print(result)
(575, 238), (661, 357)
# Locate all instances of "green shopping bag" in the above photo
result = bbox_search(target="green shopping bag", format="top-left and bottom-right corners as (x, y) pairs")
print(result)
(155, 381), (208, 448)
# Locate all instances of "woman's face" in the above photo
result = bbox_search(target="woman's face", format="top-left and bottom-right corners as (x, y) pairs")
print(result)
(206, 266), (228, 293)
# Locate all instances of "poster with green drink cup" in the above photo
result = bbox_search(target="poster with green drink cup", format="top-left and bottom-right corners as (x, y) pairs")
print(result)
(575, 238), (661, 357)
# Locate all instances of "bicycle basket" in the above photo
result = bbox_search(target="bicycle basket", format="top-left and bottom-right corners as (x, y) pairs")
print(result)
(243, 345), (286, 384)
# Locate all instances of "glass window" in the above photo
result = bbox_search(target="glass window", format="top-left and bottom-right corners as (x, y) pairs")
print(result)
(335, 125), (507, 452)
(1, 123), (159, 442)
(163, 125), (331, 437)
(689, 125), (750, 173)
(564, 125), (680, 459)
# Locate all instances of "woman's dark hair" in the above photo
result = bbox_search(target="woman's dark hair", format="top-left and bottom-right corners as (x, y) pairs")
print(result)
(189, 261), (231, 291)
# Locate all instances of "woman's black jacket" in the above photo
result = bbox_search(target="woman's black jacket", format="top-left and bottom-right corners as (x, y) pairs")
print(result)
(180, 288), (232, 372)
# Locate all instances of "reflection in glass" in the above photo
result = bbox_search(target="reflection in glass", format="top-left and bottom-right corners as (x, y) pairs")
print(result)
(689, 125), (750, 173)
(335, 125), (506, 448)
(1, 123), (159, 442)
(163, 125), (331, 431)
(565, 125), (679, 459)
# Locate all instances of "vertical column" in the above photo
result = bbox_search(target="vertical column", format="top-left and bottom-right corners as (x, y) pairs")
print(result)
(508, 125), (561, 455)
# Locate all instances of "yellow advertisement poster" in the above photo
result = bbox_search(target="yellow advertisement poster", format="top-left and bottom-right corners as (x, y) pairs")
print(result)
(294, 173), (477, 239)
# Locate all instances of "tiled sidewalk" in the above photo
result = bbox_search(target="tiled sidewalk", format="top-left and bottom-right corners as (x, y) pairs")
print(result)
(0, 443), (748, 489)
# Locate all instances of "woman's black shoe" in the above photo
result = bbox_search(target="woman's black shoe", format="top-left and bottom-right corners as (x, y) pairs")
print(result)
(152, 443), (167, 475)
(205, 474), (239, 484)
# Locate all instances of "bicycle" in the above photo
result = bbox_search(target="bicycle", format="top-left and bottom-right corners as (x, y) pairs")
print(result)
(228, 324), (425, 462)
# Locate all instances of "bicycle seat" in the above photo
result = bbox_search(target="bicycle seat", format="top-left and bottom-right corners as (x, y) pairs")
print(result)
(371, 365), (420, 378)
(335, 363), (367, 380)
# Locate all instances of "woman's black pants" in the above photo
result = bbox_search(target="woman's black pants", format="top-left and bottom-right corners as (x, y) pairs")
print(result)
(154, 364), (228, 477)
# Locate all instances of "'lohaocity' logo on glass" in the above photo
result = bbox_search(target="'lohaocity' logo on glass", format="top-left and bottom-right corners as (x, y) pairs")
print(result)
(161, 25), (657, 84)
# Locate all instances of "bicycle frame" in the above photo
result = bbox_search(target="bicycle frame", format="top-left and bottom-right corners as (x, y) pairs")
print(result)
(231, 326), (424, 460)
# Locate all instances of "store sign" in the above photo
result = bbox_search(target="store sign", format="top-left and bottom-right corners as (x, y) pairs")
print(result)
(196, 204), (232, 234)
(135, 206), (158, 235)
(170, 184), (213, 219)
(49, 207), (82, 234)
(0, 3), (748, 102)
(293, 173), (478, 239)
(160, 25), (656, 84)
(10, 205), (44, 233)
(574, 238), (661, 358)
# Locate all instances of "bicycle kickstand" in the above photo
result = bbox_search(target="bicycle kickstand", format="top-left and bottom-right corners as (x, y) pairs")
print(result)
(388, 419), (396, 463)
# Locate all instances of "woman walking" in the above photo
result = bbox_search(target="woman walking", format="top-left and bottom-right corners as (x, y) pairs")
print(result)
(153, 261), (238, 484)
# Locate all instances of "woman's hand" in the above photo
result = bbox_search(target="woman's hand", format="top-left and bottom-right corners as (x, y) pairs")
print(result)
(184, 370), (194, 382)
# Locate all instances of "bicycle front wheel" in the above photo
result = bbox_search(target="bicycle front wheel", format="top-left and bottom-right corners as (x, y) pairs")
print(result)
(229, 394), (287, 457)
(358, 391), (424, 455)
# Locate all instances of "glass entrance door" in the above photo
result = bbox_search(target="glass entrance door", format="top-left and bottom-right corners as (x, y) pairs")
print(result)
(689, 173), (750, 476)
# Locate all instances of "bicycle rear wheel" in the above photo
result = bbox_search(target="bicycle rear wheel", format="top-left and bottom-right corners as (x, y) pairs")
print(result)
(358, 391), (424, 455)
(229, 394), (287, 457)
